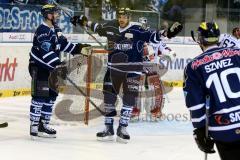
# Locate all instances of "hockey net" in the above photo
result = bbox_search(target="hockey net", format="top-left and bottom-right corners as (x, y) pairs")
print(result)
(58, 48), (109, 125)
(58, 48), (165, 125)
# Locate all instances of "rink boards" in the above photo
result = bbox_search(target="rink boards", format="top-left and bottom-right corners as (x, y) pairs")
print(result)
(0, 35), (202, 98)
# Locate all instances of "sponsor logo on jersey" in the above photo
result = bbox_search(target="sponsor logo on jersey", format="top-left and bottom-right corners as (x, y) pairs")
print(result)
(114, 43), (133, 51)
(215, 115), (230, 125)
(106, 31), (114, 35)
(191, 49), (240, 69)
(125, 33), (133, 39)
(229, 111), (240, 123)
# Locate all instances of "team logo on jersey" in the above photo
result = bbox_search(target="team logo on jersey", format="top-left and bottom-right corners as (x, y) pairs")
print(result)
(41, 42), (51, 52)
(125, 33), (133, 39)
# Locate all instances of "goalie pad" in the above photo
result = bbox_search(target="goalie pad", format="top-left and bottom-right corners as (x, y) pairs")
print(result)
(147, 74), (164, 117)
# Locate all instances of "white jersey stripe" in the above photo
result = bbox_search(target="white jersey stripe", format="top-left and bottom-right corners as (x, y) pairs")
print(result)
(213, 105), (240, 114)
(189, 103), (205, 111)
(192, 115), (206, 123)
(209, 123), (240, 131)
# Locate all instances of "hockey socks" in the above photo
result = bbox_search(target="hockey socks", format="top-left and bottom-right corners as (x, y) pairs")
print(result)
(38, 100), (56, 138)
(30, 99), (43, 137)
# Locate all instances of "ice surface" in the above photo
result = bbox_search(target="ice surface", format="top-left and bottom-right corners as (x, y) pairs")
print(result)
(0, 88), (219, 160)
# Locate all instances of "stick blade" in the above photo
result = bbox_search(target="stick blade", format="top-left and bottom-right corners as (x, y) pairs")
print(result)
(0, 122), (8, 128)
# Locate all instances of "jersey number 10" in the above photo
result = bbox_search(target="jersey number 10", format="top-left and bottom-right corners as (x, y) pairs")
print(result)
(206, 67), (240, 103)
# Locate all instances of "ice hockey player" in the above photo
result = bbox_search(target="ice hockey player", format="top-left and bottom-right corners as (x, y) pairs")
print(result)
(29, 4), (91, 139)
(218, 26), (240, 48)
(183, 22), (240, 160)
(71, 8), (165, 143)
(131, 17), (182, 120)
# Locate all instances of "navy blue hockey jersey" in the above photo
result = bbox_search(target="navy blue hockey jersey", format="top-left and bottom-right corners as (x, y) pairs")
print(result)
(183, 45), (240, 142)
(30, 22), (76, 71)
(90, 20), (160, 73)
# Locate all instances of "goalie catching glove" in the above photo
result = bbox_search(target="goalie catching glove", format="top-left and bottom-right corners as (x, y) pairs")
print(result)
(193, 127), (216, 154)
(166, 22), (183, 38)
(160, 49), (176, 62)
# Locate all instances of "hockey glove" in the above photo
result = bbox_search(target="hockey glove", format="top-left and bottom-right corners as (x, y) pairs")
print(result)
(161, 50), (176, 62)
(70, 15), (88, 26)
(79, 44), (92, 56)
(71, 43), (92, 56)
(166, 22), (183, 38)
(55, 62), (68, 80)
(193, 127), (216, 154)
(49, 62), (68, 92)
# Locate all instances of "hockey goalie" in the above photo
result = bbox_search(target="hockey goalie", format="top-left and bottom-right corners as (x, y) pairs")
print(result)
(131, 18), (182, 121)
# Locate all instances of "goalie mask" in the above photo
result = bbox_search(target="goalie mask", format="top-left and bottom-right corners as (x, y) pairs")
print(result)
(197, 22), (220, 46)
(138, 17), (149, 30)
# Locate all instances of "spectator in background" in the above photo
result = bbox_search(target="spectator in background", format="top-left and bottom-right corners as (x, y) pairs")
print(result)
(162, 0), (184, 23)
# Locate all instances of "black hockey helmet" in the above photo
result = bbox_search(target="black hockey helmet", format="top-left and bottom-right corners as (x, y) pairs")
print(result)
(41, 4), (60, 18)
(117, 8), (131, 17)
(197, 22), (220, 45)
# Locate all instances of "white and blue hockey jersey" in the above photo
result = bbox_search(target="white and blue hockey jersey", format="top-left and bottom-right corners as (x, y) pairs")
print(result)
(218, 33), (240, 48)
(184, 45), (240, 142)
(30, 22), (76, 71)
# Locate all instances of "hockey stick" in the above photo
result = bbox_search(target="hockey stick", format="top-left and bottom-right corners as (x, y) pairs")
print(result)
(65, 76), (106, 116)
(0, 122), (8, 128)
(51, 0), (105, 47)
(191, 30), (204, 51)
(205, 95), (210, 160)
(191, 30), (197, 43)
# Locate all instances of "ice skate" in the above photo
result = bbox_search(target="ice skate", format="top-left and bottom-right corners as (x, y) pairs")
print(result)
(96, 125), (114, 142)
(130, 106), (140, 122)
(38, 121), (56, 138)
(30, 124), (39, 140)
(116, 126), (130, 144)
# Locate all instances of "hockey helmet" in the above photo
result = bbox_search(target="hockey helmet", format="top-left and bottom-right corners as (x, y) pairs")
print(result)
(197, 22), (220, 45)
(41, 4), (60, 18)
(117, 8), (131, 17)
(138, 17), (148, 29)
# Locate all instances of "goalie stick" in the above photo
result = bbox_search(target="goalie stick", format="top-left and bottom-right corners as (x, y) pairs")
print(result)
(0, 122), (8, 128)
(51, 0), (105, 48)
